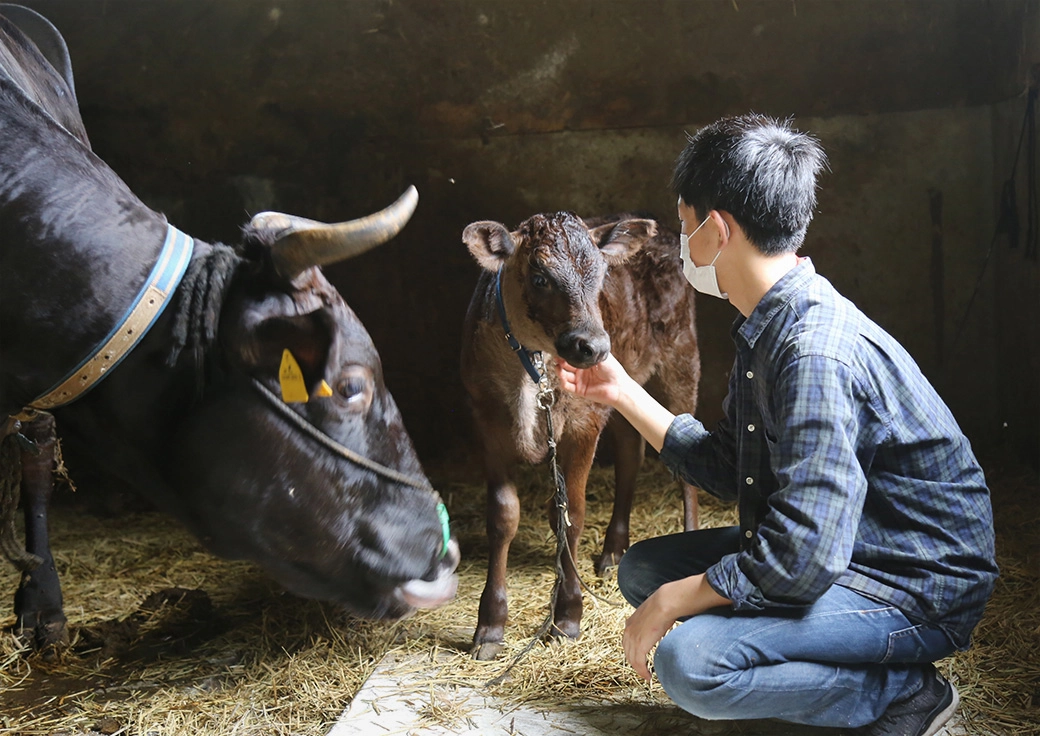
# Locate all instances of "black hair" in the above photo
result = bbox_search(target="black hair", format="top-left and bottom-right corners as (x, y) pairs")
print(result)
(671, 114), (828, 255)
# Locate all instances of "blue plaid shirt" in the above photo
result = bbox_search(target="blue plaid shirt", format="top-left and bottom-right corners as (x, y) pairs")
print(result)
(660, 258), (998, 649)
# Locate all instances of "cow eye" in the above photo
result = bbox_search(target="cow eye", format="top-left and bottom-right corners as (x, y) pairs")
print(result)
(339, 377), (366, 401)
(335, 367), (374, 412)
(531, 272), (549, 289)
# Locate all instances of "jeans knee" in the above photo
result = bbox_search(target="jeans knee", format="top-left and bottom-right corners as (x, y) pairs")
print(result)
(653, 631), (734, 720)
(617, 543), (657, 608)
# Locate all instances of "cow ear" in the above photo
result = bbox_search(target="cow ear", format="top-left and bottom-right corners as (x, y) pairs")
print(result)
(246, 310), (334, 397)
(462, 221), (517, 271)
(588, 218), (658, 265)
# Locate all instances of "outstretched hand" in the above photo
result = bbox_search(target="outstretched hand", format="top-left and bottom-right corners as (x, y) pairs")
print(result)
(554, 353), (628, 407)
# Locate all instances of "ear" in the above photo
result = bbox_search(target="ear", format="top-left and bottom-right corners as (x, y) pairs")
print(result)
(587, 218), (658, 266)
(462, 220), (517, 272)
(244, 310), (335, 399)
(710, 210), (733, 243)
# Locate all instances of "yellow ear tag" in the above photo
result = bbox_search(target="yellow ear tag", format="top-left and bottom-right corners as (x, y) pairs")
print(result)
(278, 349), (310, 403)
(315, 380), (334, 398)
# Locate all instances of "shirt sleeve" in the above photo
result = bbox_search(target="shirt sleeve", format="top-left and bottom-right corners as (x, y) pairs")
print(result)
(659, 375), (740, 503)
(706, 353), (874, 609)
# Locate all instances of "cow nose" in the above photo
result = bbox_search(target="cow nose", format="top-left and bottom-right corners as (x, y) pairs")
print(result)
(556, 330), (610, 368)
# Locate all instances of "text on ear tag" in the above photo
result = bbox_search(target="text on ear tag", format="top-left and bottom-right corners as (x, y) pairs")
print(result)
(279, 349), (310, 403)
(315, 380), (334, 398)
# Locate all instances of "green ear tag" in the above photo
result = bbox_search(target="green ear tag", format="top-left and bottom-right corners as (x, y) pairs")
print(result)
(436, 502), (451, 558)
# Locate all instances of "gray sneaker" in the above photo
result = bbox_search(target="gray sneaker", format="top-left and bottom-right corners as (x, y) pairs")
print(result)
(860, 664), (960, 736)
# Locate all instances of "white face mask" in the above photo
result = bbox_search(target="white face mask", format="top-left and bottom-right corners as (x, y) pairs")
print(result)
(680, 216), (728, 299)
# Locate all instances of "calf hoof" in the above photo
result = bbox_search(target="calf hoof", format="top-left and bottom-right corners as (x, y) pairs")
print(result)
(594, 549), (624, 577)
(471, 640), (505, 661)
(549, 619), (582, 641)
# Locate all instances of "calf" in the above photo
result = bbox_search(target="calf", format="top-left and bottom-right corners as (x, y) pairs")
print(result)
(461, 211), (701, 660)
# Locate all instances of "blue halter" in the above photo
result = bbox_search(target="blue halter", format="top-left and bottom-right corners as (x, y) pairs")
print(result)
(494, 268), (543, 384)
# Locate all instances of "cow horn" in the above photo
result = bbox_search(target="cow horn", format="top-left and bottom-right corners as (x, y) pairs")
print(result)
(252, 186), (419, 278)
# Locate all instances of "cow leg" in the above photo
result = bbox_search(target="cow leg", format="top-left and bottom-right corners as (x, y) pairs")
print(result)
(472, 458), (520, 661)
(595, 414), (644, 576)
(549, 429), (598, 641)
(13, 413), (69, 651)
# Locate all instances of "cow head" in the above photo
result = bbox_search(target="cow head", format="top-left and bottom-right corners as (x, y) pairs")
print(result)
(168, 188), (459, 619)
(463, 212), (656, 368)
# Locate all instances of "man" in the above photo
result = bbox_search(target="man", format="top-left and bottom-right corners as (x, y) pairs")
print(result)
(554, 114), (998, 735)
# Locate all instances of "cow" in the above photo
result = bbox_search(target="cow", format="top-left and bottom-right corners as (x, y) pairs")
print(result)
(0, 5), (459, 651)
(461, 210), (701, 660)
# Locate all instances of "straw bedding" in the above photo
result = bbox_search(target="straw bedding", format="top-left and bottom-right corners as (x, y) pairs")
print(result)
(0, 453), (1036, 735)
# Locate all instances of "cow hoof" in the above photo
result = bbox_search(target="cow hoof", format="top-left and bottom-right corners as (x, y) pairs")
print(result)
(16, 619), (69, 657)
(471, 640), (504, 661)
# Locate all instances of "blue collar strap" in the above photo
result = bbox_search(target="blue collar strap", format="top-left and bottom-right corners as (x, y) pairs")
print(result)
(28, 223), (195, 410)
(494, 267), (543, 384)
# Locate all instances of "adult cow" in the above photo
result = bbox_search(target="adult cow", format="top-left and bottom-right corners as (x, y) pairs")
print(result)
(0, 5), (459, 650)
(461, 210), (701, 660)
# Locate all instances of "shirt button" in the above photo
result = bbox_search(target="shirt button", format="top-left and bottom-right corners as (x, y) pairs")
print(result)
(744, 530), (753, 539)
(745, 476), (754, 485)
(747, 424), (756, 432)
(746, 371), (754, 379)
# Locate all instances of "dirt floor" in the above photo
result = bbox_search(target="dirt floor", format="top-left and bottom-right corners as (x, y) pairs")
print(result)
(0, 449), (1037, 735)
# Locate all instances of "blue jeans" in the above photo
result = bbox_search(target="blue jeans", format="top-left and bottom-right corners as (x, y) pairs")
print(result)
(617, 527), (956, 729)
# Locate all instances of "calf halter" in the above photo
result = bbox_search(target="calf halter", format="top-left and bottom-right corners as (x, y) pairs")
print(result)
(494, 267), (544, 384)
(25, 224), (194, 412)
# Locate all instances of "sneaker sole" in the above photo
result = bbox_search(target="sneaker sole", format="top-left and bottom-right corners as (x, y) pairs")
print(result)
(921, 684), (960, 736)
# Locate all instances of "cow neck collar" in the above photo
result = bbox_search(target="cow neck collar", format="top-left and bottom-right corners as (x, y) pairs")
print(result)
(494, 267), (543, 384)
(24, 223), (194, 413)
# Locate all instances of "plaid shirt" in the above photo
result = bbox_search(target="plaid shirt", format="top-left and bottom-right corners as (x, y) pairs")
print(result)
(660, 258), (998, 649)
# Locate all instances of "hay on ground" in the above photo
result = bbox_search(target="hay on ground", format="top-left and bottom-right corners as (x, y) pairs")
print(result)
(1, 456), (1037, 735)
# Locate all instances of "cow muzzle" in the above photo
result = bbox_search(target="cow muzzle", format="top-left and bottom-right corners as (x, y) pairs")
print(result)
(396, 538), (461, 610)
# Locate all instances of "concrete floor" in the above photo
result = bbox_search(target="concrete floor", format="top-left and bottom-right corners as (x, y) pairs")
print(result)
(327, 653), (968, 736)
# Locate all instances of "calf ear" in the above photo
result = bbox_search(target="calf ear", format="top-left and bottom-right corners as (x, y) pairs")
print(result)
(243, 310), (334, 397)
(462, 221), (517, 271)
(588, 218), (658, 265)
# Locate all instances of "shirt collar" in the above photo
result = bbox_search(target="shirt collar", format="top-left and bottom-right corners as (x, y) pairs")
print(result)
(734, 257), (817, 349)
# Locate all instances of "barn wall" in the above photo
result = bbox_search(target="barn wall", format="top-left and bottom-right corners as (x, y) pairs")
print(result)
(17, 0), (1040, 471)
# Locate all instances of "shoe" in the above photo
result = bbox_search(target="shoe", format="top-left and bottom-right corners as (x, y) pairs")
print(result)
(860, 664), (960, 736)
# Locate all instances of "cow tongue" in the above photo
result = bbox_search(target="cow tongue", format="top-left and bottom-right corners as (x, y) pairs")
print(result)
(396, 540), (460, 609)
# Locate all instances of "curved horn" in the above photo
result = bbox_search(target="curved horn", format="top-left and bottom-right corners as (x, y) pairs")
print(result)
(252, 185), (419, 278)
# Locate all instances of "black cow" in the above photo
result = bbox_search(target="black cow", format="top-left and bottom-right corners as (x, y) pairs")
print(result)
(0, 5), (458, 650)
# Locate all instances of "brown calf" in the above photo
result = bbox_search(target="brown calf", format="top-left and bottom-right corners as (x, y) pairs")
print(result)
(461, 211), (701, 660)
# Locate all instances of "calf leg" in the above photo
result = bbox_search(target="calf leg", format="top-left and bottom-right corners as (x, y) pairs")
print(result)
(682, 482), (699, 531)
(13, 413), (69, 651)
(549, 429), (599, 641)
(595, 414), (644, 576)
(472, 459), (520, 661)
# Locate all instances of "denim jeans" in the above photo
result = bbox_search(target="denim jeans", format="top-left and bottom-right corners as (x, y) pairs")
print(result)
(617, 526), (956, 729)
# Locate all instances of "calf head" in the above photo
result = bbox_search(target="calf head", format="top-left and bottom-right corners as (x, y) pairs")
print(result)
(464, 212), (656, 368)
(169, 188), (459, 619)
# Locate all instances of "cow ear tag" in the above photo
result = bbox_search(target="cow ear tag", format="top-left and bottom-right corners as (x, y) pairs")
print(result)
(278, 349), (310, 403)
(436, 502), (451, 558)
(315, 380), (334, 398)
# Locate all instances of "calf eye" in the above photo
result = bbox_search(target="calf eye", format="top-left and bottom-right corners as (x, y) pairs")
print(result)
(335, 366), (374, 412)
(531, 272), (549, 289)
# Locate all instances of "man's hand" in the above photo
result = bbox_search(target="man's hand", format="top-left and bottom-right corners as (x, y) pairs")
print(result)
(623, 574), (732, 681)
(554, 353), (628, 407)
(623, 586), (680, 681)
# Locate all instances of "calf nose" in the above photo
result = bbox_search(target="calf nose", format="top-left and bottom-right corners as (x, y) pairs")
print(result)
(556, 330), (610, 368)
